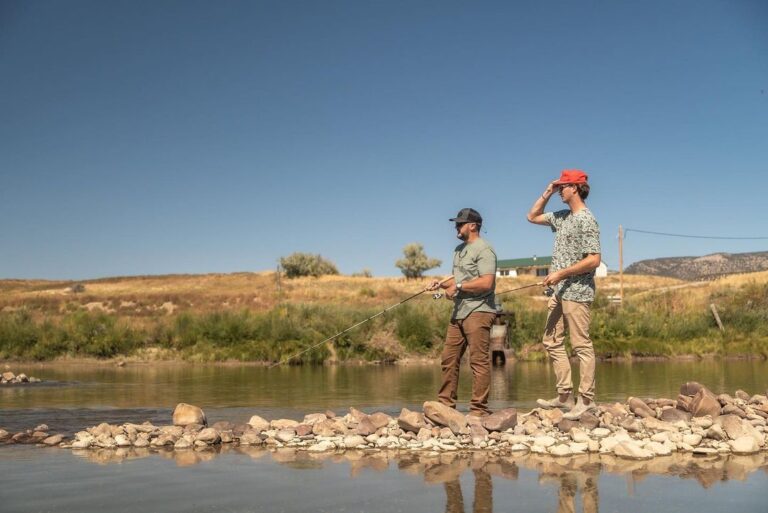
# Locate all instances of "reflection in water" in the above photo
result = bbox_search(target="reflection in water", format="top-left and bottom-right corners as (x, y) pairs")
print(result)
(65, 446), (768, 512)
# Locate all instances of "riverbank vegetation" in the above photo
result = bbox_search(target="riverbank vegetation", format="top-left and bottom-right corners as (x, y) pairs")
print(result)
(1, 271), (766, 362)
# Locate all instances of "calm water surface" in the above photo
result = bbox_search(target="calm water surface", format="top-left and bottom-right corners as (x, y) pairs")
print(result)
(1, 360), (767, 512)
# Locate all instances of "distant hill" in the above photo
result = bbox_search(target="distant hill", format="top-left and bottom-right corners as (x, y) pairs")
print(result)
(625, 251), (768, 280)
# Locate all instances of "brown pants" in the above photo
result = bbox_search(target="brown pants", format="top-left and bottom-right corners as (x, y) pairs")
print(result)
(542, 295), (596, 401)
(438, 311), (495, 414)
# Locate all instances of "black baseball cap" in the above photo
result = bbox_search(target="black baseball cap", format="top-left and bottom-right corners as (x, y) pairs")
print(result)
(449, 208), (482, 224)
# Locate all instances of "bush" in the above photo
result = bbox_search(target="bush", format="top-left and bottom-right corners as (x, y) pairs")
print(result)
(280, 253), (339, 278)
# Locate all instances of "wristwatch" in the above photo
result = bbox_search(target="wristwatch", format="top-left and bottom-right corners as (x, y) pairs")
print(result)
(456, 282), (463, 292)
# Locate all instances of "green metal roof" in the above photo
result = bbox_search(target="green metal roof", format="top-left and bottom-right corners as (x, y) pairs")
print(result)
(497, 256), (552, 268)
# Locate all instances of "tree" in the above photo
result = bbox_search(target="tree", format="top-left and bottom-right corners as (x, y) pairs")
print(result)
(279, 252), (339, 278)
(395, 243), (441, 279)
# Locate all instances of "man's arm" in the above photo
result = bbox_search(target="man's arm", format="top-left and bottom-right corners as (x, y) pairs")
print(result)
(542, 253), (601, 287)
(527, 181), (557, 225)
(457, 274), (495, 294)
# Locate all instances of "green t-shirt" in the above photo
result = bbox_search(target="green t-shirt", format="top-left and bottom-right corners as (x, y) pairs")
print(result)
(543, 208), (601, 302)
(451, 238), (497, 320)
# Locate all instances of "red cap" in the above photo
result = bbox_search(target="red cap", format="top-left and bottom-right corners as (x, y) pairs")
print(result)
(552, 169), (588, 185)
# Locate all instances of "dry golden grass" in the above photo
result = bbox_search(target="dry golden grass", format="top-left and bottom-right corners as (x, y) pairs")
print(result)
(1, 270), (765, 318)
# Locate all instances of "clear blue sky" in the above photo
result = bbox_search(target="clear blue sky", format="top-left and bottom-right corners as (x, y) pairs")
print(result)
(1, 0), (766, 279)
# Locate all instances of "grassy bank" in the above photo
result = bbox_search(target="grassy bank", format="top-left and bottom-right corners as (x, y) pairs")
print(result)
(1, 272), (766, 362)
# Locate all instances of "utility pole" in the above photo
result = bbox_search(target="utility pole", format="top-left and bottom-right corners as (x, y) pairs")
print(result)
(618, 225), (624, 304)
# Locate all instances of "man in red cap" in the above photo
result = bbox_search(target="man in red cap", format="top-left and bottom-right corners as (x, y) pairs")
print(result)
(527, 169), (602, 420)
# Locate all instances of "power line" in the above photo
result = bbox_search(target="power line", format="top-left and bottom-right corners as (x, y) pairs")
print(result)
(624, 228), (768, 240)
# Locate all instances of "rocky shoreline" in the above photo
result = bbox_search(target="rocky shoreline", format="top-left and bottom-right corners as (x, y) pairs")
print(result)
(1, 370), (42, 385)
(2, 382), (766, 461)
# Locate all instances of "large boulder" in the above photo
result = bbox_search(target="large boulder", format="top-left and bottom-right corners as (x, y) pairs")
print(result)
(680, 381), (705, 397)
(729, 436), (760, 455)
(173, 403), (207, 427)
(368, 412), (392, 430)
(690, 388), (720, 418)
(423, 401), (467, 434)
(398, 408), (427, 433)
(482, 408), (517, 432)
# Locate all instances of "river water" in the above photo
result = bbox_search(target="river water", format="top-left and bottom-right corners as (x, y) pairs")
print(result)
(1, 360), (767, 512)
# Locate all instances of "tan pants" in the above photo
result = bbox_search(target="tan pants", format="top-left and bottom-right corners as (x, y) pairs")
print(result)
(542, 295), (595, 401)
(439, 311), (495, 414)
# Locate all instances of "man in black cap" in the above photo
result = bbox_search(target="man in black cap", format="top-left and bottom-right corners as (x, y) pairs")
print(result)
(428, 208), (497, 416)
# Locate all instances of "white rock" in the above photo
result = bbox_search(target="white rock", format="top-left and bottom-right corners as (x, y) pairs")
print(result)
(683, 434), (702, 447)
(549, 444), (572, 456)
(646, 441), (672, 456)
(533, 436), (556, 448)
(307, 440), (335, 452)
(591, 428), (611, 439)
(343, 435), (366, 448)
(729, 436), (760, 455)
(613, 441), (653, 460)
(569, 428), (590, 443)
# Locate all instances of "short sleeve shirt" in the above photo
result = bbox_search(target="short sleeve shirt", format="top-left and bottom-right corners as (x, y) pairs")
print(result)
(451, 238), (497, 320)
(543, 208), (601, 302)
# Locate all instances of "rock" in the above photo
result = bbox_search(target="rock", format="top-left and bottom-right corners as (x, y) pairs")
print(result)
(646, 441), (671, 456)
(0, 429), (10, 441)
(423, 401), (467, 435)
(17, 373), (29, 382)
(540, 408), (564, 425)
(482, 408), (517, 432)
(71, 439), (91, 449)
(580, 412), (600, 430)
(275, 430), (295, 443)
(174, 438), (193, 449)
(220, 431), (235, 443)
(676, 395), (693, 413)
(680, 381), (705, 397)
(651, 432), (670, 443)
(354, 417), (377, 436)
(2, 371), (15, 381)
(368, 412), (392, 430)
(247, 415), (270, 432)
(734, 390), (750, 402)
(682, 434), (702, 447)
(628, 397), (655, 419)
(549, 444), (572, 456)
(343, 434), (366, 448)
(588, 439), (600, 453)
(295, 424), (313, 437)
(307, 440), (335, 452)
(569, 442), (588, 454)
(271, 419), (299, 430)
(613, 441), (653, 460)
(717, 393), (735, 406)
(706, 424), (727, 441)
(313, 419), (343, 437)
(211, 421), (234, 432)
(692, 446), (718, 455)
(470, 423), (488, 445)
(42, 434), (64, 446)
(239, 432), (263, 445)
(569, 428), (590, 443)
(619, 417), (643, 433)
(643, 418), (678, 433)
(721, 404), (747, 418)
(161, 426), (184, 438)
(591, 427), (611, 438)
(692, 416), (714, 429)
(729, 436), (759, 455)
(302, 413), (328, 425)
(416, 428), (432, 442)
(717, 415), (763, 445)
(114, 434), (132, 447)
(690, 388), (720, 418)
(533, 436), (556, 448)
(660, 408), (691, 423)
(603, 403), (629, 417)
(398, 408), (427, 433)
(195, 428), (221, 444)
(173, 403), (207, 427)
(91, 423), (112, 437)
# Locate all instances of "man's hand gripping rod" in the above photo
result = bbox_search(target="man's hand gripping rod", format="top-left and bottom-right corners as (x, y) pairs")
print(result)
(269, 276), (454, 368)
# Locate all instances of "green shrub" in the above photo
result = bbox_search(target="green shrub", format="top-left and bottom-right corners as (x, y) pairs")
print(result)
(280, 253), (339, 278)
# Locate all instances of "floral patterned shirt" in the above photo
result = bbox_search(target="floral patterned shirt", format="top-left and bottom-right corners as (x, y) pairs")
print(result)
(543, 208), (601, 302)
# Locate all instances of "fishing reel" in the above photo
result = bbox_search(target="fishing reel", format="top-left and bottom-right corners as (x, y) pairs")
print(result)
(432, 292), (444, 300)
(543, 287), (555, 297)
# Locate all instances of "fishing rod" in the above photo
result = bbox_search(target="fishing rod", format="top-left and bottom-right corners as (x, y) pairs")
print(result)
(269, 275), (455, 368)
(495, 281), (545, 296)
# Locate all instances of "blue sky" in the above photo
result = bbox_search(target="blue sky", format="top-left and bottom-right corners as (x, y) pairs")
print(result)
(1, 0), (766, 279)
